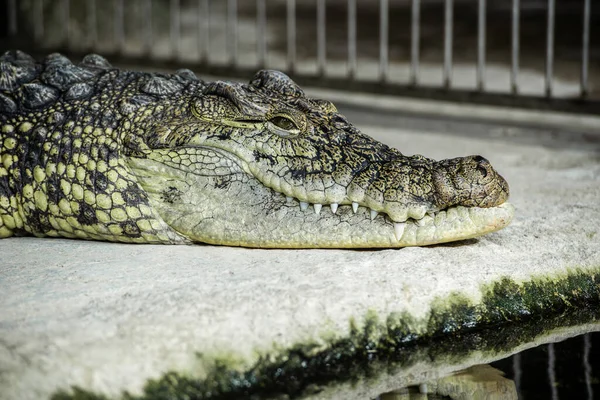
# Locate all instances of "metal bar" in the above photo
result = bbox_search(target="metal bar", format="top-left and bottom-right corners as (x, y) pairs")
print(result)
(34, 0), (44, 43)
(347, 0), (357, 78)
(87, 0), (97, 49)
(547, 343), (559, 400)
(63, 0), (70, 48)
(512, 353), (522, 396)
(443, 0), (453, 88)
(287, 0), (296, 73)
(228, 0), (238, 66)
(545, 0), (555, 97)
(410, 0), (421, 85)
(8, 0), (17, 36)
(379, 0), (389, 81)
(115, 0), (125, 53)
(581, 0), (591, 97)
(199, 0), (209, 63)
(144, 0), (153, 55)
(317, 0), (326, 76)
(584, 334), (593, 400)
(257, 0), (267, 68)
(477, 0), (486, 91)
(170, 0), (181, 59)
(511, 0), (520, 94)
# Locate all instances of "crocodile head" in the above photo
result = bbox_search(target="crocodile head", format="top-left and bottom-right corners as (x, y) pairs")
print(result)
(128, 70), (512, 248)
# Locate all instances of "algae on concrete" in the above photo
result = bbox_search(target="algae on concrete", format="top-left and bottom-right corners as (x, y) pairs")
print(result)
(51, 269), (600, 400)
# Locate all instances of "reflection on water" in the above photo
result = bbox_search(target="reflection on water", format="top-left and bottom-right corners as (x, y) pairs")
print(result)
(380, 364), (516, 399)
(493, 332), (598, 400)
(376, 332), (599, 400)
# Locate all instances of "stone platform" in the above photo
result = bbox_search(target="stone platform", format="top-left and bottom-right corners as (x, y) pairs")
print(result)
(1, 99), (599, 400)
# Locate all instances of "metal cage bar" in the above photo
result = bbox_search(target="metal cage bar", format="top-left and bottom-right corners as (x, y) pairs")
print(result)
(286, 0), (296, 73)
(545, 0), (555, 97)
(115, 0), (125, 53)
(410, 0), (420, 85)
(86, 0), (97, 50)
(347, 0), (357, 78)
(443, 0), (453, 88)
(63, 0), (70, 48)
(477, 0), (486, 91)
(170, 0), (181, 58)
(34, 0), (44, 43)
(257, 0), (267, 68)
(379, 0), (389, 82)
(584, 334), (593, 400)
(198, 0), (209, 63)
(228, 0), (238, 66)
(8, 0), (17, 36)
(512, 352), (522, 396)
(581, 0), (591, 97)
(511, 0), (520, 94)
(547, 343), (558, 400)
(317, 0), (326, 76)
(143, 0), (153, 55)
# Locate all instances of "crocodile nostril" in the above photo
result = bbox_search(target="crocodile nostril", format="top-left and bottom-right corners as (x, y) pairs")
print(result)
(473, 155), (485, 163)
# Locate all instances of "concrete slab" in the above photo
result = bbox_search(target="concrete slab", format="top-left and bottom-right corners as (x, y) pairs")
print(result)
(0, 112), (599, 400)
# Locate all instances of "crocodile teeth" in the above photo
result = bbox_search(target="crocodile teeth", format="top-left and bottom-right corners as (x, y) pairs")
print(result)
(300, 201), (309, 211)
(370, 210), (378, 220)
(394, 222), (406, 241)
(352, 202), (359, 213)
(330, 203), (338, 214)
(314, 203), (322, 214)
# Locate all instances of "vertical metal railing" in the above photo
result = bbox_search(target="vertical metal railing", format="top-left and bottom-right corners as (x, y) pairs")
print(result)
(581, 0), (591, 98)
(34, 0), (44, 43)
(144, 0), (153, 56)
(477, 0), (486, 91)
(198, 0), (209, 63)
(286, 0), (296, 73)
(170, 0), (181, 58)
(512, 352), (522, 395)
(86, 0), (97, 50)
(227, 0), (237, 66)
(2, 0), (597, 109)
(410, 0), (420, 85)
(8, 0), (17, 37)
(443, 0), (453, 88)
(317, 0), (326, 76)
(347, 0), (357, 78)
(583, 333), (594, 400)
(547, 343), (559, 400)
(62, 0), (70, 48)
(114, 0), (125, 53)
(379, 0), (388, 82)
(257, 0), (267, 68)
(511, 0), (520, 94)
(545, 0), (556, 97)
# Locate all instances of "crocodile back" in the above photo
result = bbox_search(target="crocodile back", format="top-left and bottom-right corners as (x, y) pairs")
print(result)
(0, 51), (188, 243)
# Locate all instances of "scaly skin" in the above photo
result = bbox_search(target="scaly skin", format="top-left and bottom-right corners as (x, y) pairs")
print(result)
(0, 51), (513, 247)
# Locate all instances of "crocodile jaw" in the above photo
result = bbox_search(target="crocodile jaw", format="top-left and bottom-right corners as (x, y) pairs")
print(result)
(128, 150), (513, 248)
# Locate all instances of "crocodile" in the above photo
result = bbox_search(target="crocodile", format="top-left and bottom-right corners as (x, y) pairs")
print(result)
(0, 51), (513, 248)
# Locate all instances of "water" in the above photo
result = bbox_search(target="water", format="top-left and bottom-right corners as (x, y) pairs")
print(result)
(376, 331), (600, 399)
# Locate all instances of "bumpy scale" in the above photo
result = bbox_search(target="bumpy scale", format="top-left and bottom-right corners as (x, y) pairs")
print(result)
(0, 51), (513, 248)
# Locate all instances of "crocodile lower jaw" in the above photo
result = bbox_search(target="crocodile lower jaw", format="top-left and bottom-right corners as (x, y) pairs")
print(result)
(272, 193), (514, 247)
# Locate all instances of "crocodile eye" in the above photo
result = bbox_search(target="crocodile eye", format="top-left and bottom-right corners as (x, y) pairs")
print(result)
(270, 116), (298, 132)
(477, 165), (488, 178)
